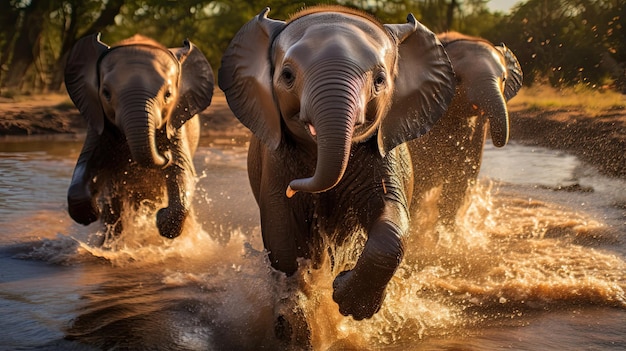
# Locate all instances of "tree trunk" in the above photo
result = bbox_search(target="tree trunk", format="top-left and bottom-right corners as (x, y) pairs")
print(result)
(0, 1), (20, 70)
(82, 0), (125, 36)
(446, 0), (457, 31)
(47, 1), (79, 92)
(48, 0), (125, 91)
(1, 0), (47, 91)
(446, 0), (458, 31)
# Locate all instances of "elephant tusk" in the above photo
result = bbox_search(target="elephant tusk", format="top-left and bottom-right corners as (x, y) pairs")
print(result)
(286, 185), (297, 198)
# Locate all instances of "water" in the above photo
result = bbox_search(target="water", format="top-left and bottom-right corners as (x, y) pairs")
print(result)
(0, 136), (624, 350)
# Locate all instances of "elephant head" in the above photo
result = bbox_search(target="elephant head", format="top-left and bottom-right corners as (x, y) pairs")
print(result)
(65, 33), (214, 168)
(219, 6), (455, 197)
(439, 32), (523, 147)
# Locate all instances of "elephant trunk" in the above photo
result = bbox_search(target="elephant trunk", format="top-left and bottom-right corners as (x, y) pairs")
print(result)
(119, 95), (170, 168)
(286, 74), (360, 197)
(471, 82), (510, 148)
(486, 95), (509, 148)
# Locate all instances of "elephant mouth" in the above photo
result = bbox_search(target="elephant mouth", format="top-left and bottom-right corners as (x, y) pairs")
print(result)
(159, 150), (174, 169)
(300, 118), (376, 144)
(296, 114), (318, 142)
(352, 120), (378, 143)
(305, 122), (317, 139)
(154, 130), (174, 168)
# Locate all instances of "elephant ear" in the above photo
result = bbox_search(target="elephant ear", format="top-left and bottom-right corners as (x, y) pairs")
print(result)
(379, 15), (456, 156)
(495, 43), (523, 101)
(218, 7), (286, 151)
(64, 33), (109, 135)
(169, 40), (215, 130)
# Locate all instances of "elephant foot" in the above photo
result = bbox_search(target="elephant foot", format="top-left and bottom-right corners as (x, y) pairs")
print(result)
(156, 207), (188, 239)
(274, 306), (310, 346)
(332, 269), (387, 320)
(67, 183), (99, 225)
(274, 315), (291, 341)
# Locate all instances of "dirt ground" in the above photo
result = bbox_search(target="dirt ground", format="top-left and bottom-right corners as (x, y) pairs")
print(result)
(1, 90), (625, 178)
(0, 90), (249, 140)
(508, 104), (626, 178)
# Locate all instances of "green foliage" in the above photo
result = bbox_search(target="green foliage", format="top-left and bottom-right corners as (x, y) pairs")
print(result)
(487, 0), (625, 89)
(108, 1), (325, 83)
(1, 0), (624, 92)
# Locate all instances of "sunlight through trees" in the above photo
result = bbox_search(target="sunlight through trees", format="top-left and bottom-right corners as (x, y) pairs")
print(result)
(0, 0), (623, 93)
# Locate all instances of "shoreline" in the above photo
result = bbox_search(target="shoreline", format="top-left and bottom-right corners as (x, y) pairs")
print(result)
(1, 91), (625, 178)
(508, 105), (626, 178)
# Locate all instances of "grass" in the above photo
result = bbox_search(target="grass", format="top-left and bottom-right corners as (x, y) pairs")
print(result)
(509, 84), (626, 115)
(2, 84), (624, 117)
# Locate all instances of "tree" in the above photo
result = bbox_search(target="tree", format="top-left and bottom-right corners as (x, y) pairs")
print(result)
(0, 0), (125, 93)
(490, 0), (625, 88)
(1, 0), (51, 91)
(47, 0), (125, 91)
(0, 0), (22, 76)
(5, 0), (618, 93)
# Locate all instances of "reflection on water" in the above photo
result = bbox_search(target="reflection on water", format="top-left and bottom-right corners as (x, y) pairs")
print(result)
(0, 137), (81, 245)
(481, 141), (580, 187)
(0, 138), (624, 350)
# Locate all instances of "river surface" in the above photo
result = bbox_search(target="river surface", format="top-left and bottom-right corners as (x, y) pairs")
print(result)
(0, 135), (624, 350)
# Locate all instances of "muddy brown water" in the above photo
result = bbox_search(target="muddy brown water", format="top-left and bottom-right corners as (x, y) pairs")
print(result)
(0, 135), (624, 350)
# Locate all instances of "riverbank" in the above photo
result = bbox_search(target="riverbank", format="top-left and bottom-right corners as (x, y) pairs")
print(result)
(1, 88), (625, 178)
(509, 105), (626, 178)
(0, 90), (248, 140)
(508, 85), (626, 178)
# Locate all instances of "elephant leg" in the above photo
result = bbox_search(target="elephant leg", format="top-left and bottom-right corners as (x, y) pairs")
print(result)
(439, 138), (484, 226)
(439, 178), (469, 226)
(156, 129), (197, 239)
(259, 191), (311, 340)
(259, 196), (303, 276)
(156, 164), (193, 239)
(68, 126), (101, 225)
(332, 205), (407, 320)
(254, 145), (312, 275)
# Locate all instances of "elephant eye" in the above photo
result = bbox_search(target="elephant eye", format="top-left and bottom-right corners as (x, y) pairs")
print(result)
(164, 89), (172, 102)
(102, 88), (111, 102)
(281, 67), (295, 88)
(373, 72), (387, 94)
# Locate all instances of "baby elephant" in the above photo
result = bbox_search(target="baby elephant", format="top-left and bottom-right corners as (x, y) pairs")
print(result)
(219, 6), (455, 320)
(409, 32), (523, 227)
(65, 34), (214, 239)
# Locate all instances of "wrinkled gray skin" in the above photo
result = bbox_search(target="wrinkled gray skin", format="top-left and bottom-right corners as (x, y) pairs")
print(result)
(219, 6), (455, 320)
(408, 32), (523, 227)
(65, 34), (214, 239)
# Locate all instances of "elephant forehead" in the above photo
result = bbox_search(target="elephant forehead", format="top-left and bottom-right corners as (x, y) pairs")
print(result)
(100, 48), (179, 80)
(277, 21), (393, 67)
(449, 42), (504, 74)
(283, 12), (390, 45)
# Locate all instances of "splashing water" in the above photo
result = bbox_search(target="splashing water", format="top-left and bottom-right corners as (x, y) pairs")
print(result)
(312, 186), (621, 349)
(2, 141), (625, 349)
(12, 180), (624, 350)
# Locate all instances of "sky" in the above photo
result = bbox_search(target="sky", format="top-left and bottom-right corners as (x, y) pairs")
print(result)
(487, 0), (523, 13)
